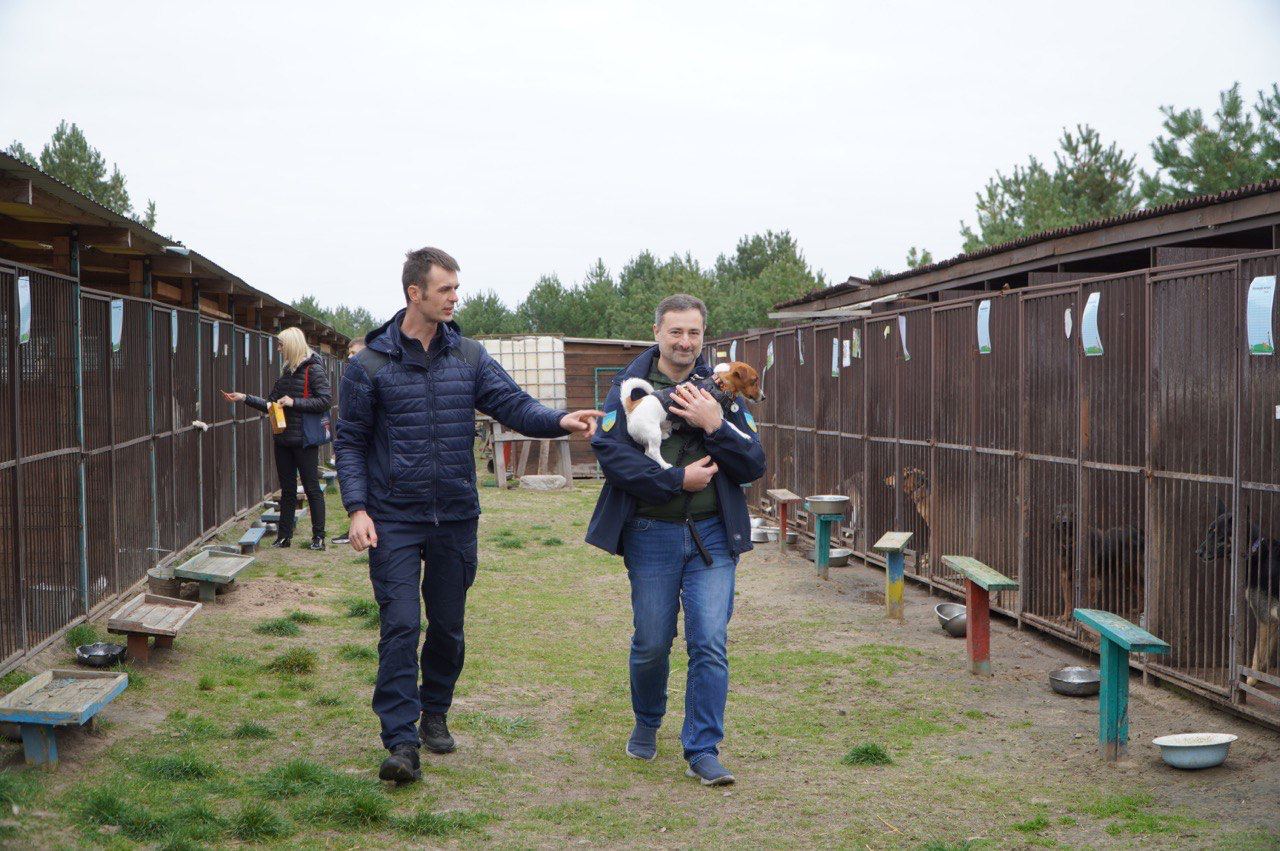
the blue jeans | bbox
[623,515,737,761]
[368,517,478,749]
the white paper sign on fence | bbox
[842,339,851,366]
[797,330,804,364]
[831,337,840,377]
[212,322,219,356]
[17,276,31,344]
[851,329,861,358]
[244,333,251,363]
[977,299,992,354]
[729,340,737,361]
[898,315,910,361]
[1246,275,1276,355]
[110,299,125,352]
[171,309,179,352]
[1064,307,1073,339]
[1081,292,1103,356]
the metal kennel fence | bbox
[708,250,1280,728]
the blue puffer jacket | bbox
[335,310,568,524]
[586,346,767,557]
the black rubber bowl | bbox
[76,642,126,668]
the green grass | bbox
[0,769,38,808]
[541,537,565,546]
[265,648,318,675]
[454,711,539,739]
[136,752,221,781]
[232,800,294,841]
[231,721,274,739]
[287,610,322,624]
[312,693,344,706]
[1012,814,1050,833]
[254,617,301,636]
[342,597,380,629]
[337,643,377,661]
[396,808,494,837]
[1082,792,1207,836]
[0,670,32,693]
[840,743,893,766]
[65,622,102,648]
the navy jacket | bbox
[586,346,766,557]
[335,310,568,524]
[245,353,331,447]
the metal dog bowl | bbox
[1152,733,1237,769]
[935,603,967,637]
[750,517,766,528]
[1049,666,1100,697]
[750,526,772,543]
[76,642,126,668]
[805,494,849,514]
[762,528,797,544]
[803,548,853,566]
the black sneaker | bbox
[331,534,350,544]
[309,536,326,551]
[271,537,291,548]
[420,713,456,754]
[378,743,421,784]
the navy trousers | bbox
[368,517,478,749]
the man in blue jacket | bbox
[586,294,766,787]
[336,247,602,784]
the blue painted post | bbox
[813,513,841,580]
[20,724,57,767]
[1099,639,1129,760]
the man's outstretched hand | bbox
[560,409,605,437]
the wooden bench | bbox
[1073,608,1170,761]
[941,556,1018,676]
[173,546,255,603]
[765,489,802,553]
[107,593,202,661]
[0,670,128,767]
[873,532,914,620]
[238,526,268,554]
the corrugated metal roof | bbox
[775,179,1280,310]
[0,151,347,342]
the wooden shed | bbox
[478,335,652,476]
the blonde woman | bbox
[223,326,332,550]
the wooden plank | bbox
[941,555,1018,591]
[766,488,802,503]
[872,531,913,553]
[1072,609,1169,654]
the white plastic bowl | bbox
[1151,733,1237,769]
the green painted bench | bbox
[1073,608,1170,761]
[941,555,1018,676]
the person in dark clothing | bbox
[222,326,332,550]
[331,337,367,546]
[335,246,603,784]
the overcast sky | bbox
[2,1,1277,321]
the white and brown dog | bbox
[620,362,764,468]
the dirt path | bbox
[1,483,1277,849]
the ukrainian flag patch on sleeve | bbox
[602,410,617,432]
[744,411,758,432]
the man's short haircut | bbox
[402,247,460,302]
[655,293,707,329]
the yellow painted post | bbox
[872,532,913,621]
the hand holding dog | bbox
[669,384,723,434]
[682,456,719,492]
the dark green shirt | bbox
[636,366,719,522]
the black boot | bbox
[309,535,326,551]
[420,713,455,754]
[271,536,291,548]
[378,743,421,784]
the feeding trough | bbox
[1151,733,1237,769]
[935,603,967,637]
[805,494,849,580]
[1049,666,1100,697]
[75,642,126,668]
